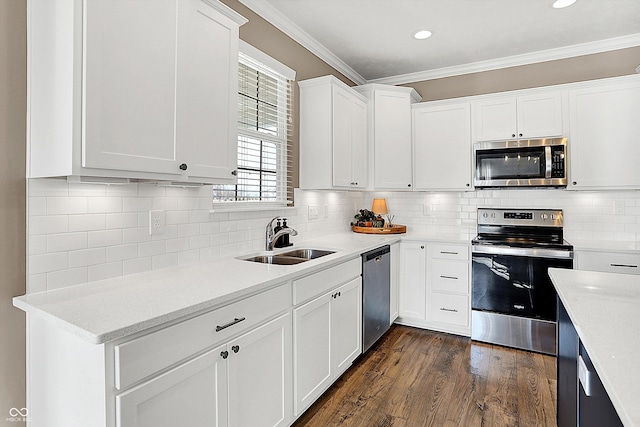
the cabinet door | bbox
[176,0,238,182]
[331,277,362,374]
[374,91,413,189]
[474,97,517,141]
[83,0,181,175]
[350,96,368,188]
[569,81,640,189]
[399,242,427,320]
[516,92,563,139]
[227,313,292,427]
[293,293,333,415]
[116,344,228,427]
[413,103,472,190]
[332,86,354,188]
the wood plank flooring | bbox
[293,325,557,427]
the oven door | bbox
[471,251,573,321]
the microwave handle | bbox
[545,146,552,179]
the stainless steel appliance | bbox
[362,245,391,353]
[471,208,573,355]
[474,137,567,188]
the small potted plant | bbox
[352,209,376,227]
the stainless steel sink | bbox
[240,248,335,265]
[275,249,335,260]
[242,255,308,265]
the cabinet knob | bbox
[232,345,240,353]
[511,134,516,138]
[466,183,470,187]
[354,182,358,186]
[408,184,412,187]
[231,170,238,176]
[572,181,577,185]
[179,163,188,171]
[519,133,523,137]
[220,351,229,359]
[420,245,424,249]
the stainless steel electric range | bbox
[471,208,573,355]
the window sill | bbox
[210,201,293,213]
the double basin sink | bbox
[241,249,335,265]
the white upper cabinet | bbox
[474,92,564,141]
[353,84,421,190]
[568,77,640,189]
[299,76,368,190]
[412,102,472,191]
[28,0,246,183]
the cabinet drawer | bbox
[430,244,469,261]
[577,251,640,275]
[293,258,361,305]
[115,282,290,390]
[431,260,469,294]
[430,293,469,327]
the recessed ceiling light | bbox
[413,30,432,40]
[552,0,577,9]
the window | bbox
[213,43,294,206]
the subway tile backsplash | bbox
[27,178,639,293]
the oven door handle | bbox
[472,244,573,259]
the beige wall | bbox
[0,0,27,424]
[403,46,640,101]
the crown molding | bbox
[238,0,367,85]
[369,33,640,85]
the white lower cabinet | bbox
[117,313,292,427]
[397,241,471,336]
[293,272,362,416]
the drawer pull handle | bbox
[610,263,638,268]
[440,275,459,280]
[220,351,229,359]
[232,345,240,353]
[440,307,458,313]
[215,317,246,332]
[440,251,458,255]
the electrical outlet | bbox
[614,200,625,215]
[149,210,165,235]
[308,205,319,220]
[423,204,433,216]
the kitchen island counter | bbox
[549,268,640,427]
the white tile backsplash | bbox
[26,177,639,293]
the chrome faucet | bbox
[265,216,298,251]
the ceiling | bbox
[245,0,640,84]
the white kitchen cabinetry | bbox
[26,282,291,427]
[390,243,400,323]
[117,313,291,427]
[28,0,245,183]
[575,250,640,275]
[299,76,369,190]
[569,78,640,189]
[398,242,471,336]
[354,84,421,190]
[399,241,427,320]
[412,102,472,191]
[292,258,362,416]
[474,92,564,141]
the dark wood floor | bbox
[293,325,557,427]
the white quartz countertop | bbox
[15,231,468,345]
[549,268,640,427]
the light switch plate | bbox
[308,205,319,220]
[614,200,625,215]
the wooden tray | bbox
[352,224,406,234]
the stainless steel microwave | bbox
[473,137,567,188]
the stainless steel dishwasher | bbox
[361,245,391,353]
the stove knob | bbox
[541,213,549,220]
[551,214,557,220]
[483,213,489,219]
[491,213,496,219]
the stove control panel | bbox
[478,208,563,227]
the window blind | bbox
[213,52,293,205]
